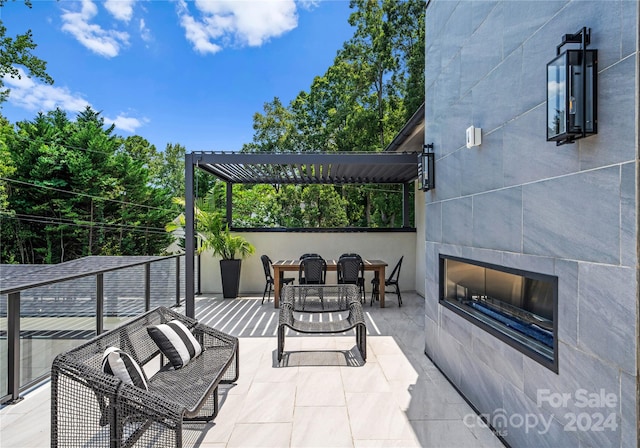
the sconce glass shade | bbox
[547,49,597,145]
[418,150,434,191]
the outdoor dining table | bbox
[271,259,388,308]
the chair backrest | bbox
[339,253,362,260]
[299,256,326,284]
[300,253,320,260]
[261,255,273,282]
[387,256,403,283]
[337,256,364,284]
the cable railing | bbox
[0,255,194,404]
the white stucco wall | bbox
[199,230,417,299]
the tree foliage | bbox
[1,107,177,263]
[1,0,425,266]
[0,0,54,103]
[239,0,424,228]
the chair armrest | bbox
[117,382,185,421]
[192,322,239,383]
[194,322,238,349]
[278,302,294,327]
[347,300,366,326]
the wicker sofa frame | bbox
[51,306,239,448]
[277,284,366,362]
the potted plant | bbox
[166,198,255,298]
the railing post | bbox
[176,256,181,306]
[7,292,22,403]
[96,274,104,335]
[145,263,151,311]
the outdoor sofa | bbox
[51,306,238,448]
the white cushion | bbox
[101,347,148,390]
[147,320,202,369]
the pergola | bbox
[183,104,426,317]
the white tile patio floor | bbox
[1,292,504,447]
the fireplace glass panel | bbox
[440,255,558,372]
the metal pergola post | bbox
[176,256,181,306]
[226,182,233,226]
[185,152,196,318]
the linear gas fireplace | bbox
[439,255,558,372]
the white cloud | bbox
[297,0,319,11]
[176,0,298,54]
[104,113,148,133]
[139,18,152,43]
[4,68,90,113]
[61,0,129,58]
[4,68,147,134]
[104,0,135,22]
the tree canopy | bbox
[0,0,54,103]
[0,0,425,263]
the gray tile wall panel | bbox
[577,263,636,374]
[458,348,504,417]
[461,129,504,196]
[620,371,637,448]
[423,0,638,444]
[472,187,522,252]
[501,381,578,447]
[622,0,639,58]
[621,161,637,267]
[502,105,580,187]
[522,343,622,447]
[580,56,638,169]
[471,49,523,133]
[425,202,442,243]
[554,259,578,347]
[460,3,504,95]
[502,1,567,59]
[471,325,524,390]
[522,166,620,263]
[442,197,473,246]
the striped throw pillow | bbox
[147,320,203,369]
[101,347,148,390]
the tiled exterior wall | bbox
[423,1,638,446]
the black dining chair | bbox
[371,256,403,307]
[298,253,321,284]
[298,256,327,310]
[261,255,294,305]
[337,255,365,303]
[298,256,327,285]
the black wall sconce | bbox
[418,143,435,191]
[547,27,597,146]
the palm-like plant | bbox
[166,197,255,260]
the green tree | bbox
[2,107,174,263]
[242,98,298,153]
[0,116,16,209]
[0,0,53,103]
[233,0,425,229]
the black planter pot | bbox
[220,259,242,299]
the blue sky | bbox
[1,0,355,151]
